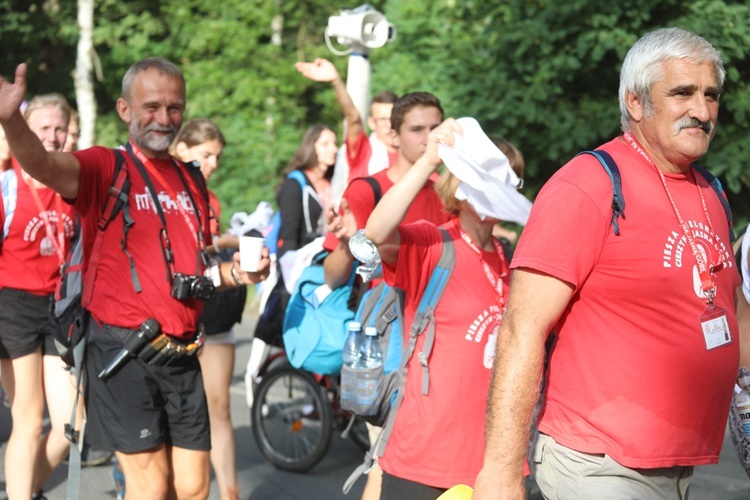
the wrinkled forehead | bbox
[130,68,186,102]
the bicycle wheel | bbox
[251,363,333,472]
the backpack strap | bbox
[360,176,383,205]
[381,228,453,445]
[287,170,315,235]
[81,149,130,306]
[692,163,735,242]
[579,150,734,241]
[411,228,456,395]
[64,308,90,500]
[577,150,625,235]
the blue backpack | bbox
[580,149,734,240]
[281,177,383,375]
[282,250,359,375]
[343,228,455,494]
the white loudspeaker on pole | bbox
[325,4,396,123]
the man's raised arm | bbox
[472,269,574,500]
[0,63,81,199]
[295,58,363,147]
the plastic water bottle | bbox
[355,327,383,416]
[736,367,750,437]
[340,321,362,409]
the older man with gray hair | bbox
[473,27,740,499]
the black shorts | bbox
[0,288,56,359]
[380,471,447,500]
[84,318,210,453]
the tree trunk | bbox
[75,0,96,149]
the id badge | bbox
[700,305,732,350]
[483,326,499,369]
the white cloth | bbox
[367,132,389,176]
[228,201,275,237]
[331,146,350,208]
[741,224,750,303]
[437,117,532,226]
[278,236,325,294]
[256,254,278,316]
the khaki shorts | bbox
[534,433,692,500]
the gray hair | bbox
[619,27,725,131]
[23,93,72,125]
[121,57,185,102]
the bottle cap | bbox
[365,326,378,337]
[348,321,362,331]
[740,367,750,386]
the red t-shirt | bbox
[513,137,740,468]
[346,131,397,182]
[0,164,76,294]
[378,219,509,488]
[322,168,452,253]
[72,147,212,338]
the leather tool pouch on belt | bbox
[138,325,206,366]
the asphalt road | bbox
[0,314,748,499]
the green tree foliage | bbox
[2,0,750,229]
[374,0,750,228]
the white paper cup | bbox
[239,236,265,272]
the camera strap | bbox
[125,142,206,281]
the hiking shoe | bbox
[31,490,47,500]
[112,460,126,500]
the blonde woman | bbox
[365,119,512,498]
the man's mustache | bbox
[145,124,177,134]
[676,118,713,134]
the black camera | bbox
[171,273,216,302]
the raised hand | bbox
[424,117,463,170]
[327,198,358,243]
[294,58,340,83]
[0,64,28,122]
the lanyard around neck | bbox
[23,173,65,264]
[455,220,508,310]
[126,142,207,278]
[622,133,720,302]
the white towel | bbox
[437,117,532,226]
[228,201,275,237]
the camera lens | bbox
[190,277,216,301]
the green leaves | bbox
[3,0,750,230]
